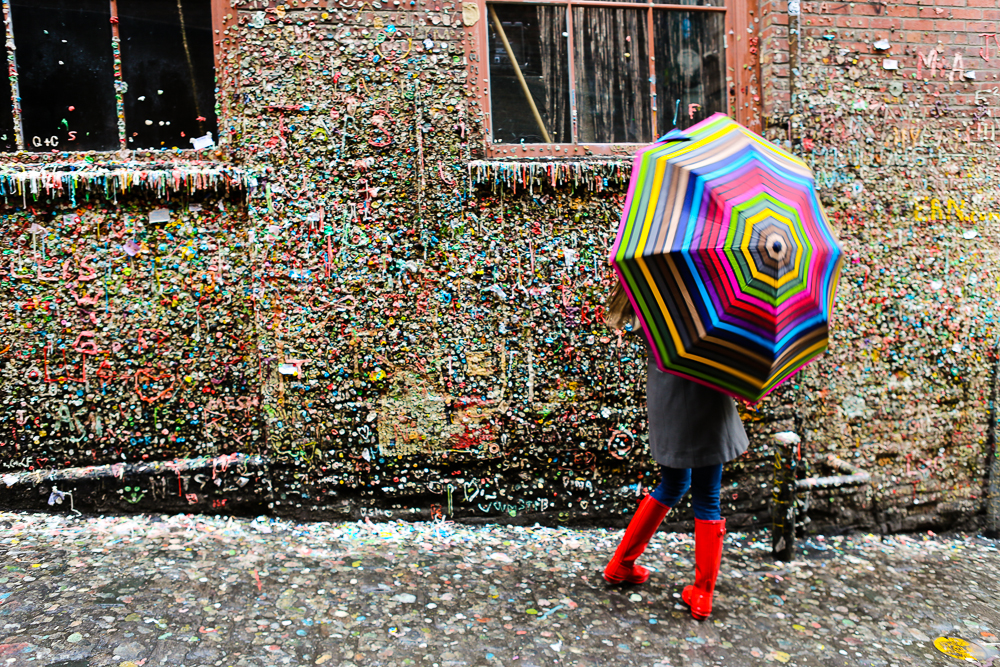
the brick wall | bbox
[758,0,1000,532]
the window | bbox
[4,0,219,153]
[478,0,747,155]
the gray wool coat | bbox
[646,354,750,469]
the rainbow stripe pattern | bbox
[610,113,844,403]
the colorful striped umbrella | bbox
[609,114,844,403]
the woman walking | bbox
[602,283,749,621]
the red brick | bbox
[902,18,935,30]
[966,21,994,31]
[892,6,919,18]
[906,32,950,44]
[771,12,789,25]
[851,3,881,16]
[935,19,967,31]
[837,16,871,27]
[870,17,899,29]
[967,0,996,6]
[903,32,937,44]
[770,25,789,37]
[984,9,1000,19]
[949,8,983,19]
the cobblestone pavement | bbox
[0,510,997,667]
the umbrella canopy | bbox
[609,113,843,403]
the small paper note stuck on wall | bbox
[190,133,215,150]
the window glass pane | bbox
[573,7,651,144]
[0,60,16,151]
[487,4,571,145]
[9,0,118,152]
[654,10,726,135]
[118,0,217,150]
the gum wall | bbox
[0,0,998,534]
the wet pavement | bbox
[0,511,997,667]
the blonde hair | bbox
[603,280,639,332]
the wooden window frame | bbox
[467,0,758,159]
[0,0,233,155]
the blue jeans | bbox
[649,464,723,520]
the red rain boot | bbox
[682,518,726,620]
[603,495,670,585]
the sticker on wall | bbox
[462,2,479,26]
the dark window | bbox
[573,7,651,143]
[0,56,16,151]
[118,0,217,149]
[487,4,571,144]
[10,0,118,151]
[486,1,728,146]
[4,0,216,153]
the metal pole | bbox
[788,0,801,135]
[646,3,656,138]
[772,0,803,563]
[986,336,1000,537]
[771,431,799,561]
[488,5,553,143]
[989,447,1000,537]
[566,4,578,143]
